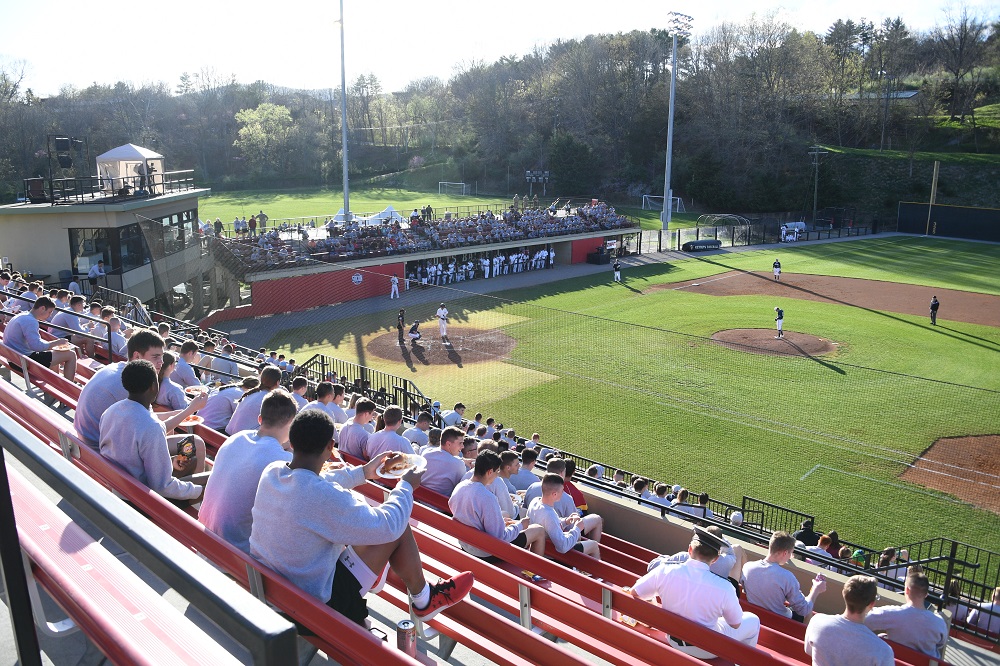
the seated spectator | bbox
[449,451,545,558]
[338,398,376,459]
[824,531,842,558]
[792,519,821,547]
[562,460,589,513]
[521,458,577,517]
[496,450,521,494]
[422,427,442,455]
[300,381,340,432]
[671,488,699,517]
[200,390,298,553]
[103,316,128,358]
[864,572,948,659]
[805,535,832,565]
[585,464,604,480]
[226,366,283,435]
[650,483,672,507]
[211,344,241,382]
[742,531,827,621]
[631,477,651,500]
[946,580,972,625]
[290,376,309,409]
[441,402,466,427]
[631,527,759,648]
[3,297,78,381]
[527,473,600,559]
[729,511,744,527]
[647,525,745,584]
[50,295,96,357]
[98,360,204,503]
[509,447,539,491]
[155,352,189,411]
[613,469,627,489]
[402,412,432,450]
[365,406,413,460]
[74,331,207,457]
[968,586,1000,634]
[805,576,893,666]
[489,450,522,519]
[171,340,203,388]
[248,410,473,627]
[696,492,715,520]
[200,377,259,432]
[421,426,468,496]
[327,383,350,424]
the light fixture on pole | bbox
[338,0,351,222]
[662,12,693,230]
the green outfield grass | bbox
[264,235,1000,554]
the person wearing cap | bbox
[742,531,827,621]
[646,525,746,584]
[435,303,449,341]
[631,526,760,650]
[804,575,893,666]
[774,306,784,338]
[792,520,820,547]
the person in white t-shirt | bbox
[420,426,468,496]
[290,376,309,409]
[299,381,340,431]
[440,402,466,427]
[338,398,376,459]
[326,383,350,424]
[199,377,259,431]
[527,474,600,559]
[509,448,539,491]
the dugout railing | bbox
[297,352,428,409]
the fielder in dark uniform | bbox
[613,260,621,282]
[774,307,784,339]
[772,259,781,281]
[929,296,939,325]
[397,309,406,344]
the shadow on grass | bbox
[778,338,846,375]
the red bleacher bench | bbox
[8,465,242,666]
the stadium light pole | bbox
[662,12,693,231]
[338,0,351,222]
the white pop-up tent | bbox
[95,143,164,192]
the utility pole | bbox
[338,0,351,222]
[808,145,828,224]
[662,12,693,230]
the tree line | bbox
[0,8,997,211]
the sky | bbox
[1,0,996,97]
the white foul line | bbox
[799,465,965,504]
[800,464,822,481]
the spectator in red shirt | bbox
[562,459,589,513]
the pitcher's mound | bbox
[367,326,516,366]
[711,329,837,357]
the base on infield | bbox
[367,326,516,366]
[901,435,1000,515]
[711,329,837,357]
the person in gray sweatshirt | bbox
[248,409,474,628]
[98,360,204,503]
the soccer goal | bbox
[641,195,685,213]
[438,182,468,196]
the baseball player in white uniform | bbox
[390,274,400,299]
[436,303,449,341]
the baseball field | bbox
[250,234,1000,557]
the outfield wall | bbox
[898,201,1000,242]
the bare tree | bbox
[932,8,989,120]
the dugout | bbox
[898,201,1000,242]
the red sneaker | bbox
[410,572,474,622]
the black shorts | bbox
[327,559,368,627]
[28,351,53,367]
[477,531,528,564]
[573,542,585,553]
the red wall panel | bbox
[251,263,404,315]
[571,238,605,263]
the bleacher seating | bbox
[0,306,980,665]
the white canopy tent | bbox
[95,143,164,193]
